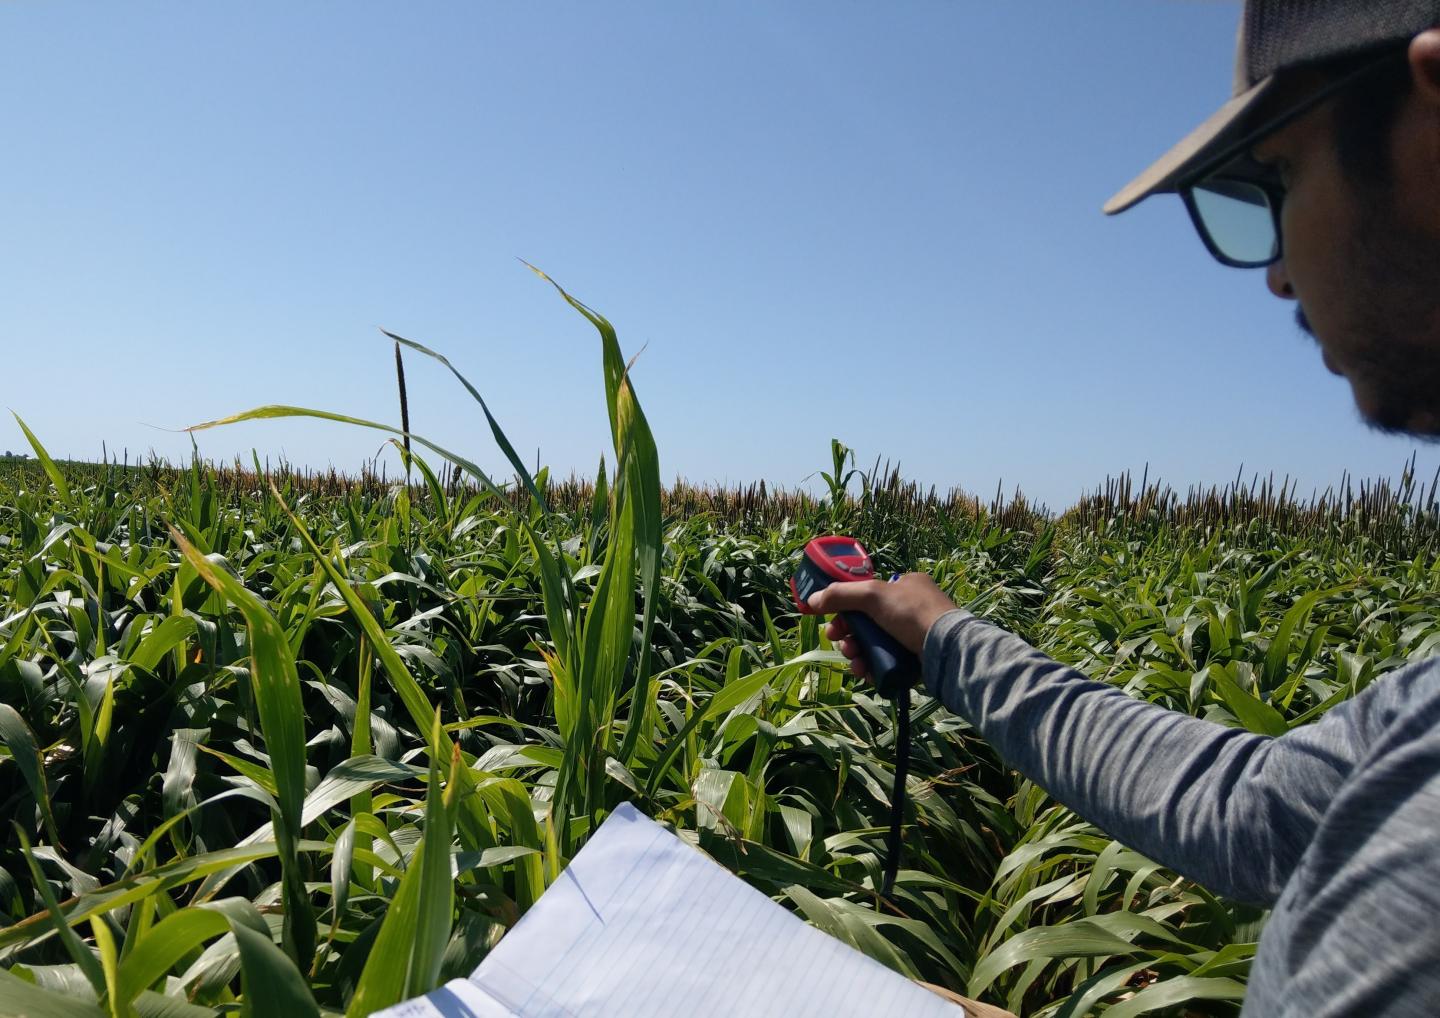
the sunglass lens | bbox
[1192,179,1278,266]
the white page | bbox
[376,802,964,1018]
[371,978,513,1018]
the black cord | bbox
[880,689,910,903]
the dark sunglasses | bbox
[1179,47,1408,269]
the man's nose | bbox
[1267,258,1296,299]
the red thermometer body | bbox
[791,536,920,697]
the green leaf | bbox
[1264,585,1347,697]
[408,715,459,998]
[969,920,1138,999]
[1100,975,1248,1018]
[88,915,130,1018]
[645,649,840,797]
[344,828,425,1016]
[191,756,418,903]
[127,615,198,674]
[329,819,359,940]
[116,899,263,1005]
[160,728,207,839]
[538,268,664,781]
[1050,961,1154,1018]
[381,330,547,512]
[170,530,315,966]
[133,992,218,1018]
[15,825,107,995]
[195,744,279,797]
[12,413,72,504]
[0,704,63,845]
[1207,663,1289,736]
[232,919,320,1018]
[0,840,300,954]
[701,834,862,898]
[783,885,918,978]
[266,492,497,858]
[187,405,509,503]
[0,966,106,1018]
[526,527,573,690]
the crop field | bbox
[2,285,1439,1017]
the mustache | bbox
[1296,306,1314,337]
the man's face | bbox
[1253,49,1440,437]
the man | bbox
[810,4,1440,1015]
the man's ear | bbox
[1410,29,1440,107]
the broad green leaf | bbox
[969,921,1138,998]
[1100,975,1248,1018]
[191,756,418,902]
[171,529,315,966]
[1207,663,1289,736]
[0,840,314,953]
[116,899,263,1005]
[266,491,497,858]
[12,413,72,504]
[0,966,106,1018]
[344,822,426,1016]
[783,884,918,978]
[188,405,509,503]
[645,649,839,796]
[0,704,63,844]
[127,615,197,674]
[329,818,359,941]
[195,744,279,797]
[16,826,106,994]
[231,919,320,1018]
[88,915,130,1018]
[160,728,207,837]
[408,716,459,998]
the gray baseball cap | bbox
[1105,0,1440,215]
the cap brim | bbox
[1103,76,1276,216]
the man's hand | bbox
[806,572,957,680]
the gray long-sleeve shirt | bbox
[922,609,1440,1017]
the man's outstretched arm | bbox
[922,607,1371,905]
[810,575,1387,906]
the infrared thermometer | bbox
[791,536,920,697]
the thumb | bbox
[807,580,884,615]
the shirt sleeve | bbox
[921,609,1418,907]
[1250,735,1440,1017]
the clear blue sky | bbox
[4,1,1436,509]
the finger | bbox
[824,625,857,658]
[807,579,883,615]
[824,618,852,642]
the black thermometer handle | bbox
[842,609,920,698]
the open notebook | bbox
[376,802,963,1018]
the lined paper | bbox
[375,802,963,1018]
